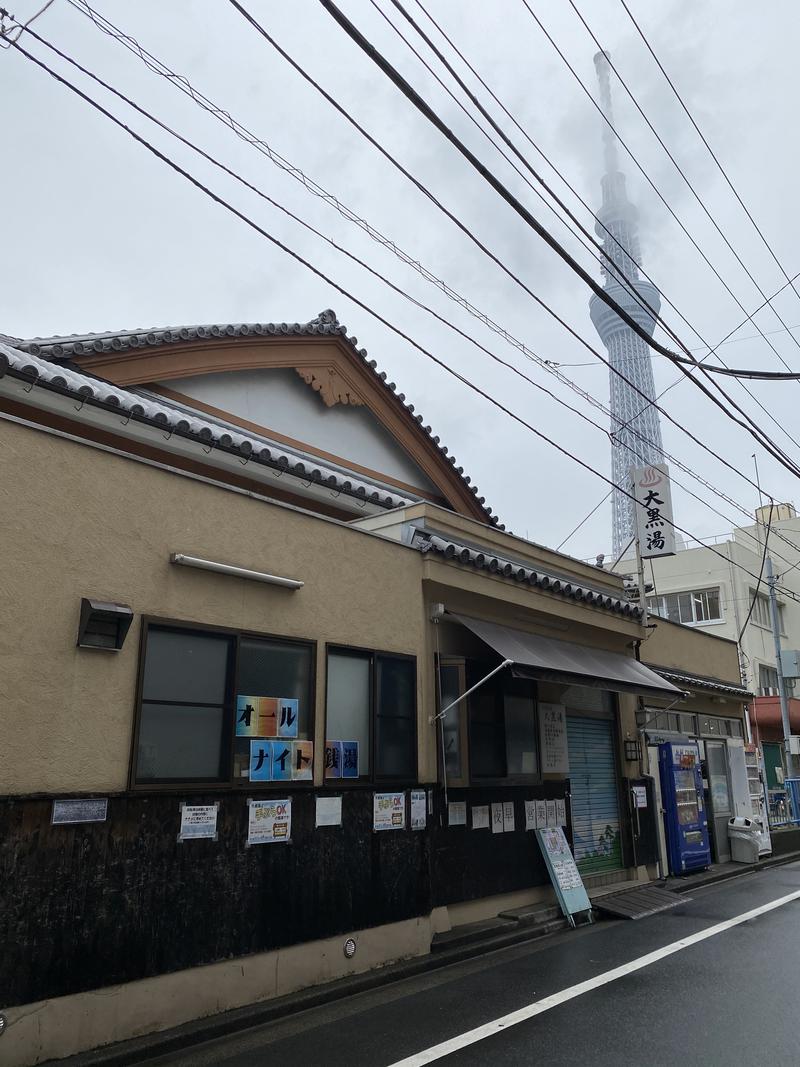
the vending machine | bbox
[659,741,711,875]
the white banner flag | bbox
[631,463,676,558]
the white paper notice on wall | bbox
[546,799,557,828]
[247,798,291,845]
[524,800,537,831]
[472,805,490,830]
[315,796,342,828]
[632,785,648,809]
[556,798,567,827]
[539,703,569,775]
[373,792,406,831]
[411,790,427,830]
[178,802,218,842]
[491,803,504,834]
[503,801,515,832]
[535,800,547,828]
[448,801,467,827]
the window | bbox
[134,623,314,786]
[750,593,784,632]
[646,588,721,625]
[325,647,416,782]
[466,665,538,782]
[759,663,779,696]
[439,658,468,786]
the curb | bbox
[669,848,800,895]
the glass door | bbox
[706,741,732,862]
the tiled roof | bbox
[648,666,752,699]
[415,531,641,618]
[0,339,412,511]
[6,310,499,526]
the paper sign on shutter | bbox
[539,703,569,775]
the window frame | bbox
[130,616,317,792]
[646,586,723,626]
[324,642,418,788]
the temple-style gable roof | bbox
[2,310,499,526]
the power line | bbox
[567,0,800,372]
[60,0,800,565]
[556,490,611,551]
[390,0,800,455]
[618,0,800,316]
[738,503,774,641]
[11,37,799,606]
[23,23,793,570]
[520,0,800,391]
[310,0,800,481]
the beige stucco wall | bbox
[0,417,649,796]
[643,616,741,685]
[0,418,427,795]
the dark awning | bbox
[451,614,683,700]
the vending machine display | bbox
[659,741,711,875]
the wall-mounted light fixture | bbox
[77,598,134,650]
[170,553,303,589]
[624,738,642,762]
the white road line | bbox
[387,888,800,1066]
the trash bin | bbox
[728,816,760,864]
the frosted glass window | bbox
[327,651,371,775]
[137,704,224,780]
[142,629,230,704]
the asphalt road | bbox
[150,861,800,1067]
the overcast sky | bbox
[4,0,800,561]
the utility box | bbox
[780,650,800,679]
[728,817,761,864]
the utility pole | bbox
[765,556,796,798]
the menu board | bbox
[536,827,591,924]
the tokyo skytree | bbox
[588,51,665,558]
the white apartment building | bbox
[622,504,800,700]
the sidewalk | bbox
[666,847,800,895]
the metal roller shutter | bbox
[567,716,622,875]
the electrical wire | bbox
[23,22,793,572]
[557,490,611,552]
[307,0,800,492]
[41,4,800,566]
[738,503,774,641]
[390,0,800,454]
[11,36,799,605]
[619,0,800,315]
[520,0,800,388]
[567,0,800,372]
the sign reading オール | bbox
[631,463,676,558]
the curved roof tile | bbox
[5,309,499,527]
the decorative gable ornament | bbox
[295,365,364,407]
